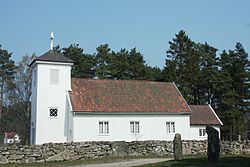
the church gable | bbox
[69,78,191,113]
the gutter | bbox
[72,111,191,115]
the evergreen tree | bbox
[1,54,35,144]
[62,44,96,78]
[197,42,219,106]
[110,48,131,80]
[144,65,163,81]
[231,43,249,113]
[95,45,148,80]
[163,30,200,104]
[112,48,146,80]
[0,46,16,119]
[53,45,61,53]
[218,43,250,140]
[127,48,146,80]
[95,44,114,79]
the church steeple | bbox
[29,33,73,67]
[30,33,73,144]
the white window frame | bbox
[166,122,175,134]
[50,69,59,85]
[99,121,109,135]
[49,107,59,119]
[199,128,206,137]
[130,121,140,134]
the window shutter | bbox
[50,69,59,85]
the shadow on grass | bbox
[141,156,250,167]
[0,156,162,167]
[0,157,129,167]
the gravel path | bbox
[74,158,170,167]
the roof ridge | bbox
[72,77,173,84]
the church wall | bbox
[73,113,190,142]
[34,63,71,144]
[189,125,221,140]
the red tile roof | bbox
[190,105,223,125]
[4,132,15,139]
[69,78,191,113]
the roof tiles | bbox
[69,78,191,113]
[190,105,222,125]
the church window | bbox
[49,108,58,118]
[199,128,206,137]
[99,121,109,134]
[166,122,175,133]
[50,69,59,85]
[130,121,140,134]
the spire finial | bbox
[50,32,54,50]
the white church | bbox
[29,35,223,145]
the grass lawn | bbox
[140,155,250,167]
[0,155,250,167]
[0,157,133,167]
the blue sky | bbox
[0,0,249,68]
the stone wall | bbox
[0,140,249,164]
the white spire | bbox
[50,32,54,50]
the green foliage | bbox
[163,30,250,140]
[0,46,16,106]
[196,42,218,105]
[62,44,96,78]
[0,46,16,144]
[0,54,35,144]
[61,43,162,81]
[217,44,249,140]
[144,65,163,81]
[95,44,157,80]
[0,102,30,145]
[163,30,201,104]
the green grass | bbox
[0,157,133,167]
[139,155,250,167]
[1,155,250,167]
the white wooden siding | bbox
[190,125,221,140]
[73,114,190,142]
[31,62,72,144]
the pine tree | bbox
[197,42,219,106]
[96,45,148,80]
[218,44,249,140]
[127,48,146,80]
[2,54,36,144]
[163,30,200,104]
[62,44,96,78]
[95,44,114,79]
[0,46,16,119]
[144,65,163,81]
